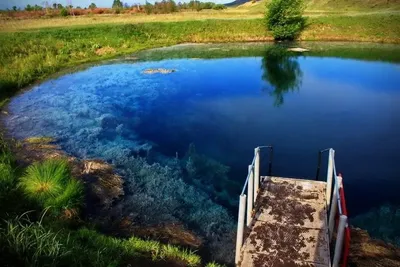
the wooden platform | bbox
[239,177,330,267]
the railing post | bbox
[254,147,260,203]
[247,165,254,227]
[333,215,348,267]
[326,149,335,207]
[235,194,247,265]
[328,176,341,239]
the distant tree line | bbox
[143,0,226,14]
[23,2,97,11]
[14,0,225,15]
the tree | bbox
[265,0,306,40]
[89,3,97,9]
[25,4,34,11]
[57,3,64,9]
[60,8,69,16]
[12,6,17,11]
[144,1,153,14]
[112,0,123,8]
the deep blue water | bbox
[4,49,400,250]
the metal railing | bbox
[323,148,351,267]
[235,145,273,264]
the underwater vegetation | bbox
[352,204,400,247]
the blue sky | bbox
[1,0,229,9]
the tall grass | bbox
[73,228,202,266]
[0,213,71,267]
[19,159,83,216]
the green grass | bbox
[234,0,400,13]
[73,228,202,266]
[19,159,84,216]
[0,214,71,267]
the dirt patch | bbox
[255,181,317,226]
[349,227,400,267]
[95,46,116,55]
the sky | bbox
[0,0,229,9]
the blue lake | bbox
[4,43,400,256]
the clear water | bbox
[4,44,400,254]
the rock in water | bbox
[287,47,310,52]
[142,68,176,74]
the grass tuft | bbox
[19,159,83,216]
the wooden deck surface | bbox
[239,177,330,267]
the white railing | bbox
[325,148,350,267]
[235,146,273,264]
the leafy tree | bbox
[144,1,153,14]
[60,8,69,16]
[89,2,97,9]
[25,4,33,11]
[33,4,43,10]
[57,3,64,9]
[265,0,306,40]
[112,0,123,8]
[12,6,17,11]
[213,4,226,10]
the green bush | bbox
[60,8,68,16]
[19,159,83,216]
[266,0,306,40]
[213,4,226,10]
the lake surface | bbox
[3,43,400,254]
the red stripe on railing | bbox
[338,175,351,267]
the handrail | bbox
[235,145,273,264]
[240,155,256,195]
[240,146,273,195]
[321,148,350,267]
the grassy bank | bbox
[1,14,399,107]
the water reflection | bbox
[261,46,303,106]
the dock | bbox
[235,147,351,267]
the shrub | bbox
[60,8,68,16]
[206,262,226,267]
[266,0,306,40]
[213,4,226,10]
[19,159,83,216]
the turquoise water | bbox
[4,44,400,257]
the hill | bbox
[226,0,400,13]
